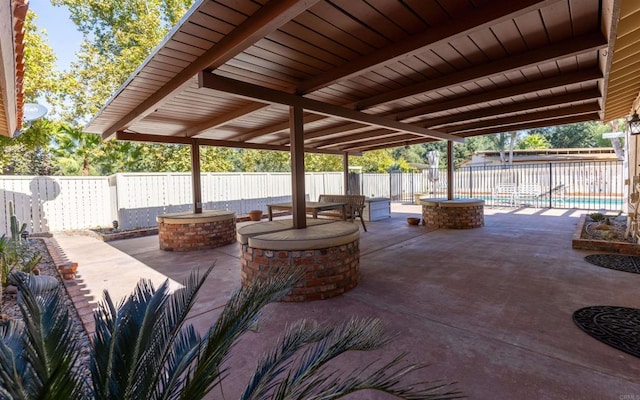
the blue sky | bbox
[29,0,83,71]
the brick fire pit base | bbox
[420,198,485,229]
[157,210,236,251]
[237,220,360,302]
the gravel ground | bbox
[0,238,92,387]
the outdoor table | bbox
[267,201,346,221]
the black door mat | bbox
[573,306,640,357]
[584,254,640,274]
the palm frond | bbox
[269,318,462,400]
[12,274,85,399]
[90,266,213,400]
[178,267,304,400]
[0,319,28,399]
[240,319,332,400]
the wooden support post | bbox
[290,105,306,229]
[447,140,454,200]
[343,153,349,195]
[191,139,203,213]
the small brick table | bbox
[157,210,236,251]
[237,220,360,302]
[420,198,485,229]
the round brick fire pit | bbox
[420,198,484,229]
[157,210,236,251]
[237,220,360,302]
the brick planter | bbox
[421,198,484,229]
[157,210,236,251]
[572,214,640,254]
[237,220,360,302]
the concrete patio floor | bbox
[53,204,640,399]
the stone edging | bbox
[572,214,640,255]
[41,237,96,337]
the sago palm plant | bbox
[0,266,462,400]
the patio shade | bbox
[84,0,625,153]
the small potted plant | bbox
[248,210,263,221]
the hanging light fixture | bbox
[628,110,640,135]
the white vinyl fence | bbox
[0,172,346,235]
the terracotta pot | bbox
[248,210,263,221]
[58,262,78,280]
[407,217,421,226]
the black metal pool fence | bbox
[356,161,624,211]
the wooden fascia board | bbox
[198,72,463,142]
[356,32,608,110]
[0,0,16,137]
[395,68,602,120]
[98,0,320,139]
[441,102,600,133]
[115,131,356,155]
[422,89,601,128]
[295,0,559,94]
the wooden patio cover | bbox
[84,0,624,227]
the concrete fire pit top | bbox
[237,219,359,250]
[419,198,485,208]
[157,210,235,224]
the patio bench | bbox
[317,194,367,232]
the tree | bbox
[52,125,103,175]
[540,122,605,148]
[517,133,550,149]
[51,0,194,123]
[239,150,291,172]
[0,267,462,400]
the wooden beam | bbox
[198,73,463,142]
[441,103,601,134]
[237,114,325,142]
[447,141,454,200]
[275,122,375,145]
[454,113,601,137]
[98,0,320,139]
[343,154,349,195]
[185,103,268,137]
[190,139,202,213]
[395,69,602,120]
[356,32,607,110]
[349,114,600,152]
[290,105,306,229]
[315,129,401,148]
[295,0,559,94]
[114,131,360,155]
[422,89,601,128]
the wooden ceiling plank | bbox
[395,68,602,120]
[93,0,322,138]
[356,31,607,109]
[296,0,560,94]
[199,72,463,142]
[185,103,269,137]
[313,128,397,148]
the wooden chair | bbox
[318,194,367,232]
